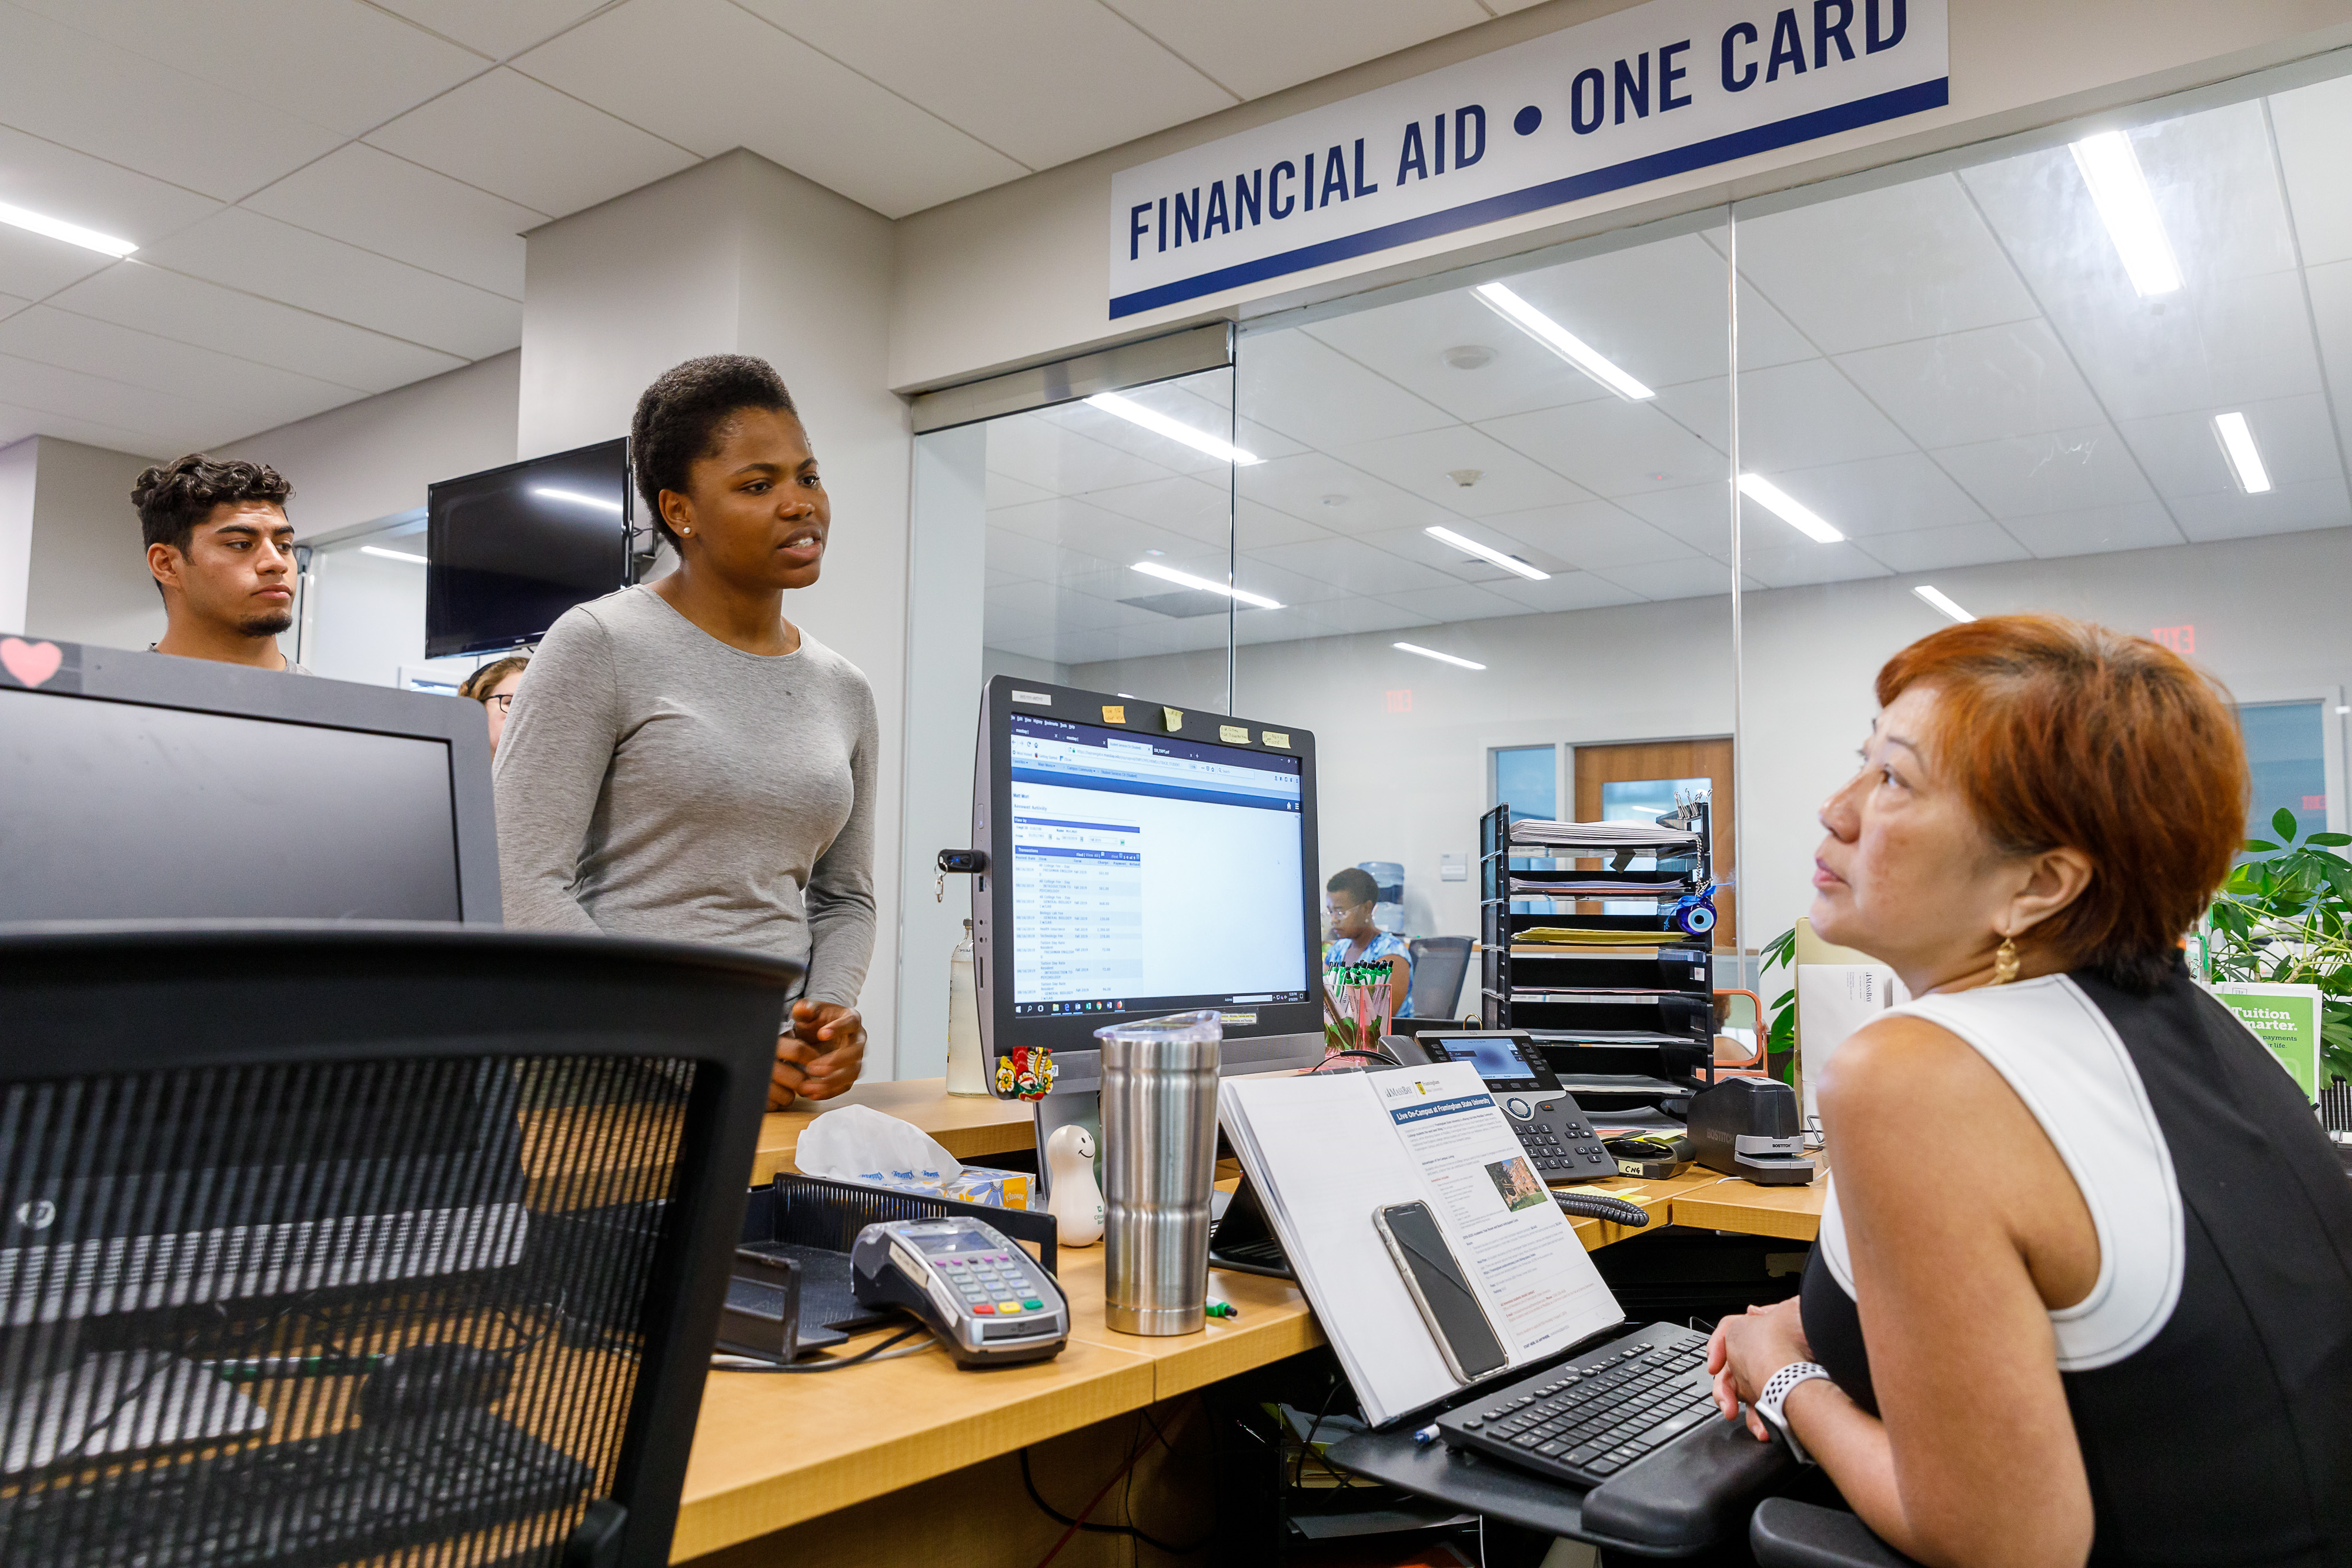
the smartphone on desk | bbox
[1372,1201,1509,1383]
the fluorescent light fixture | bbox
[2213,411,2272,494]
[1425,524,1549,581]
[0,199,136,258]
[1085,392,1262,466]
[1912,584,1975,623]
[533,486,624,514]
[1130,559,1282,609]
[361,545,428,565]
[1472,282,1653,400]
[1737,473,1843,543]
[2069,132,2181,297]
[1393,641,1486,670]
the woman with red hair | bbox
[1710,616,2352,1566]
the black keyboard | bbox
[1434,1322,1719,1485]
[0,1407,593,1568]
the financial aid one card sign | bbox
[1108,0,1947,319]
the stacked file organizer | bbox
[1478,801,1717,1099]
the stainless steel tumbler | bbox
[1094,1008,1221,1336]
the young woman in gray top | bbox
[493,356,877,1109]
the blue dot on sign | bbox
[1514,105,1542,136]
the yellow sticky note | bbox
[1262,731,1291,749]
[1162,707,1183,732]
[1218,724,1248,744]
[1101,704,1125,724]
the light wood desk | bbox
[676,1079,1827,1563]
[750,1076,1035,1184]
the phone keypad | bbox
[936,1250,1049,1315]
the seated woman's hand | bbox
[786,999,867,1102]
[1708,1297,1813,1439]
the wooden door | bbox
[1573,737,1736,951]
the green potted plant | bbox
[2201,808,2352,1122]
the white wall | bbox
[21,436,165,652]
[220,352,519,540]
[890,0,2352,392]
[0,435,34,633]
[519,148,916,1075]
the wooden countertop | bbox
[751,1076,1037,1183]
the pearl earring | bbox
[679,526,692,536]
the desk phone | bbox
[850,1218,1070,1368]
[1416,1032,1612,1184]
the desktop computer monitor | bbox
[0,637,500,924]
[970,676,1325,1094]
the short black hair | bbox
[629,355,798,548]
[133,453,293,556]
[1327,867,1380,907]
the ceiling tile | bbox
[1932,423,2157,519]
[16,0,484,139]
[1484,570,1647,613]
[2053,270,2326,423]
[1274,596,1438,636]
[1352,521,1544,581]
[1100,0,1488,102]
[1043,381,1304,471]
[984,524,1126,583]
[1481,399,1724,499]
[1301,289,1612,424]
[1668,359,1915,469]
[1503,231,1815,386]
[746,0,1232,171]
[1237,328,1454,451]
[1235,497,1338,549]
[1238,450,1429,533]
[1235,606,1362,647]
[370,0,608,61]
[242,143,544,299]
[0,393,167,456]
[2006,500,2183,557]
[1833,319,2106,449]
[0,228,116,302]
[0,4,341,201]
[2119,394,2342,502]
[517,0,1024,218]
[990,493,1204,566]
[0,349,213,450]
[985,470,1053,509]
[0,306,359,434]
[1588,556,1740,602]
[1733,173,2039,354]
[1083,473,1233,544]
[2170,484,2350,543]
[2270,73,2352,268]
[1741,453,1989,537]
[1377,582,1527,623]
[988,414,1180,496]
[137,208,522,360]
[1735,540,1892,589]
[985,578,1142,633]
[1482,500,1699,570]
[2305,259,2352,461]
[1247,534,1453,598]
[45,263,466,393]
[1611,479,1734,551]
[0,123,225,256]
[1331,424,1595,516]
[1851,521,2030,572]
[365,66,696,218]
[0,289,29,322]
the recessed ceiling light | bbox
[532,486,624,514]
[1086,392,1262,466]
[1912,584,1975,623]
[2212,411,2272,494]
[1472,282,1654,400]
[1425,524,1549,581]
[361,545,429,565]
[1441,345,1495,370]
[2069,131,2181,296]
[1131,559,1281,609]
[1394,641,1486,670]
[0,199,136,258]
[1737,474,1843,543]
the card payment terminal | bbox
[850,1218,1070,1368]
[1416,1031,1612,1184]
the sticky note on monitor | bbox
[1162,707,1183,731]
[1262,731,1290,748]
[1218,724,1247,744]
[1101,704,1125,724]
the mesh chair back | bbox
[0,925,791,1568]
[1408,936,1473,1020]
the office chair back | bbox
[0,924,794,1568]
[1408,936,1473,1019]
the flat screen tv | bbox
[426,438,632,658]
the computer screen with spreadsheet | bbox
[973,676,1325,1082]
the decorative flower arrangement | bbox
[996,1045,1056,1100]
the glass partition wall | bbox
[913,55,2352,1065]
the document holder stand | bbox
[1205,1174,1292,1279]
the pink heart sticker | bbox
[1,637,64,688]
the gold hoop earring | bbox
[1991,934,2020,986]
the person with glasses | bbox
[458,654,529,754]
[1324,866,1412,1021]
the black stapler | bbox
[1686,1078,1816,1185]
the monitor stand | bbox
[0,1347,272,1474]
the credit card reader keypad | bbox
[1418,1031,1613,1185]
[850,1218,1070,1368]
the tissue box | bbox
[854,1164,1031,1211]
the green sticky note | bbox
[2208,981,2324,1099]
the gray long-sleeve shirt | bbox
[491,586,878,1009]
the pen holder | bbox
[1094,1009,1221,1336]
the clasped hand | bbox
[1708,1296,1813,1441]
[770,999,866,1111]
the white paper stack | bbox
[1509,819,1699,850]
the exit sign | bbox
[2151,624,2196,653]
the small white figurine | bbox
[1043,1124,1105,1247]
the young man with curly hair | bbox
[133,453,309,672]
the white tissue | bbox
[795,1104,964,1185]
